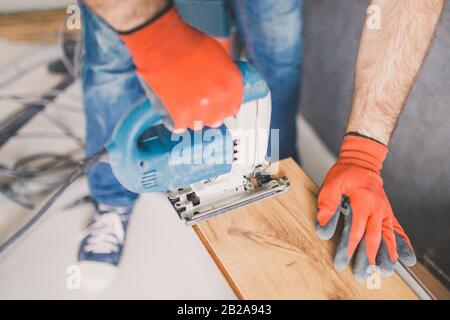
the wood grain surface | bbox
[194,158,418,300]
[0,9,69,43]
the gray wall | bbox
[300,0,450,285]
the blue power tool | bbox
[103,61,289,224]
[0,62,289,256]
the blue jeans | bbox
[80,0,302,209]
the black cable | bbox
[0,152,80,178]
[0,151,83,209]
[0,77,74,148]
[10,132,82,140]
[0,27,85,210]
[0,26,98,253]
[0,95,83,114]
[0,184,34,209]
[0,149,105,257]
[0,99,82,204]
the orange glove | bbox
[120,6,243,131]
[316,134,416,281]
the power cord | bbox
[0,150,105,257]
[0,23,85,209]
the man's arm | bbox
[316,0,444,281]
[347,0,444,145]
[81,0,243,130]
[83,0,169,32]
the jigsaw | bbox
[0,61,289,256]
[105,61,290,225]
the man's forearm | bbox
[347,0,444,145]
[83,0,169,32]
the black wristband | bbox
[118,0,174,35]
[344,131,387,147]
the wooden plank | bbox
[194,158,418,299]
[0,9,69,43]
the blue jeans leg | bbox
[80,3,147,209]
[231,0,303,162]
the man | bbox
[78,0,443,290]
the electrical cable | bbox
[0,25,84,209]
[0,149,105,257]
[0,87,82,103]
[0,150,83,208]
[9,132,82,140]
[0,20,103,257]
[0,151,81,178]
[0,94,83,114]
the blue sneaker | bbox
[77,204,132,292]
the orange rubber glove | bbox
[120,6,243,131]
[316,134,416,282]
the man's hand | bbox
[317,0,444,281]
[120,6,243,130]
[316,134,415,281]
[84,1,243,131]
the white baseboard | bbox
[297,115,336,186]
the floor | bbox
[0,40,335,299]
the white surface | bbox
[0,188,237,299]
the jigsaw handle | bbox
[106,61,270,193]
[107,61,268,157]
[105,98,162,177]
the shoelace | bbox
[82,213,125,254]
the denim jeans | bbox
[80,0,302,209]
